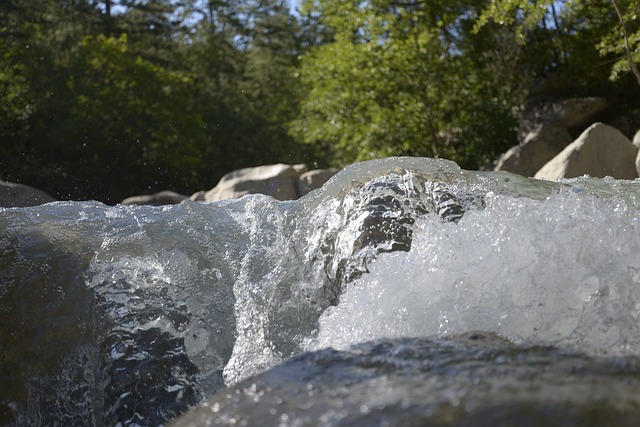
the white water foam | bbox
[306,187,640,356]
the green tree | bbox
[0,0,216,202]
[477,0,640,86]
[240,1,305,158]
[0,0,97,189]
[58,33,207,201]
[1,0,313,202]
[293,0,524,168]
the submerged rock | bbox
[171,332,640,427]
[222,164,488,387]
[319,171,482,288]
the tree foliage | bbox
[1,0,639,203]
[293,0,639,169]
[0,0,309,203]
[292,0,526,168]
[477,0,640,85]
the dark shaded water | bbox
[1,158,639,426]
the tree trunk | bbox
[610,0,640,87]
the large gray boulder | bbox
[495,97,608,176]
[169,333,640,427]
[494,121,573,177]
[120,165,341,205]
[0,181,56,207]
[121,190,188,206]
[204,164,309,202]
[535,122,638,180]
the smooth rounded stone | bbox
[0,180,56,207]
[170,332,640,426]
[494,121,573,177]
[204,164,309,202]
[495,97,609,177]
[535,122,638,180]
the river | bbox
[1,157,639,426]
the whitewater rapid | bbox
[1,157,640,426]
[307,185,640,353]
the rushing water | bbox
[1,157,640,426]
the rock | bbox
[494,121,573,176]
[630,130,640,178]
[189,191,206,202]
[0,181,56,207]
[518,97,608,143]
[169,333,640,427]
[535,123,638,180]
[323,173,474,288]
[495,97,608,177]
[556,97,609,130]
[204,164,309,202]
[296,168,341,197]
[121,191,188,206]
[633,129,640,149]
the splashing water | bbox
[307,186,640,354]
[1,157,639,425]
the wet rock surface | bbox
[172,332,640,427]
[320,171,483,289]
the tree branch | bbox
[610,0,640,86]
